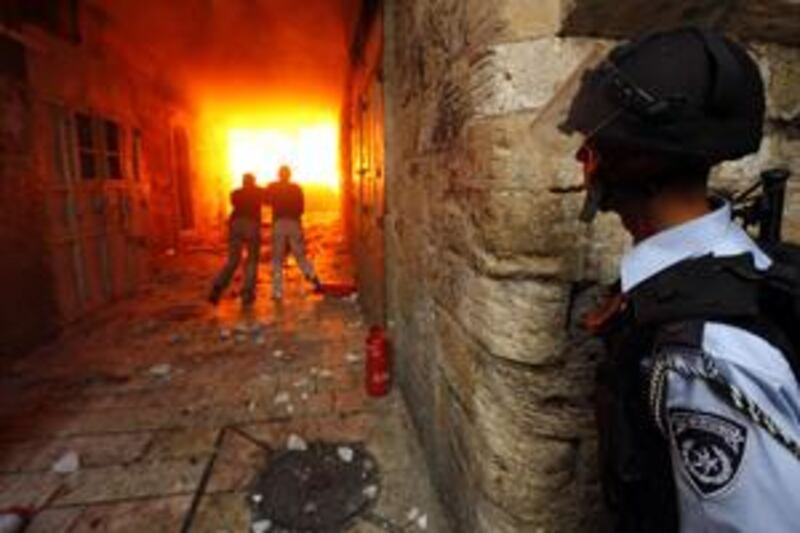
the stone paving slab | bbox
[0,215,450,532]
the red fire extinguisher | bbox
[365,325,390,397]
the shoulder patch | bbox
[669,408,747,497]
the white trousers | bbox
[271,219,316,296]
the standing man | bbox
[209,172,264,306]
[559,29,800,531]
[264,165,322,300]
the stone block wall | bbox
[381,0,800,531]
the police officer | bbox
[209,172,264,306]
[559,28,800,531]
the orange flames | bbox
[227,122,339,190]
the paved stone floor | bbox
[0,214,448,533]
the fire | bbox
[227,123,339,190]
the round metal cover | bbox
[250,441,380,532]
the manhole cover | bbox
[250,442,380,532]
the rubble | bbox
[251,519,272,533]
[273,392,290,405]
[337,446,354,463]
[148,363,171,377]
[52,451,80,474]
[287,434,308,451]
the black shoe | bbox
[208,287,222,305]
[311,277,323,294]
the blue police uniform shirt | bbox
[620,201,800,533]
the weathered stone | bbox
[475,38,596,117]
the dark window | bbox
[76,113,97,180]
[132,129,142,181]
[104,120,122,179]
[20,0,80,43]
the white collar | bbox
[620,202,767,292]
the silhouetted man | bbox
[264,165,321,300]
[209,173,263,306]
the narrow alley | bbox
[2,1,800,532]
[0,215,446,532]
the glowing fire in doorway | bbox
[227,124,339,191]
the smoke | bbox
[98,0,362,112]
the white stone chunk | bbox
[362,484,378,499]
[273,392,290,405]
[251,519,272,533]
[417,514,428,530]
[148,363,171,377]
[52,451,80,474]
[287,434,307,451]
[337,446,354,463]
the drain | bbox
[250,442,380,532]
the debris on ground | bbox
[0,509,31,533]
[407,508,420,522]
[286,434,308,451]
[273,392,290,405]
[251,494,263,504]
[251,518,272,533]
[292,378,310,389]
[417,514,429,530]
[362,485,378,499]
[337,446,354,463]
[52,451,80,474]
[272,349,284,359]
[345,352,361,364]
[148,363,171,377]
[318,369,334,379]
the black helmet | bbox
[561,27,765,164]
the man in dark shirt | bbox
[209,173,264,305]
[264,165,321,299]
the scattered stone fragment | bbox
[273,392,290,405]
[251,493,263,504]
[52,451,80,474]
[286,404,295,415]
[417,514,428,530]
[318,369,334,379]
[300,392,309,401]
[251,519,272,533]
[407,508,420,522]
[148,363,171,377]
[168,333,186,345]
[248,400,257,412]
[0,511,29,533]
[362,484,378,499]
[309,367,319,375]
[287,434,308,451]
[293,378,310,389]
[302,501,318,514]
[337,446,354,463]
[345,352,361,364]
[272,349,284,359]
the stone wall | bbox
[381,0,800,531]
